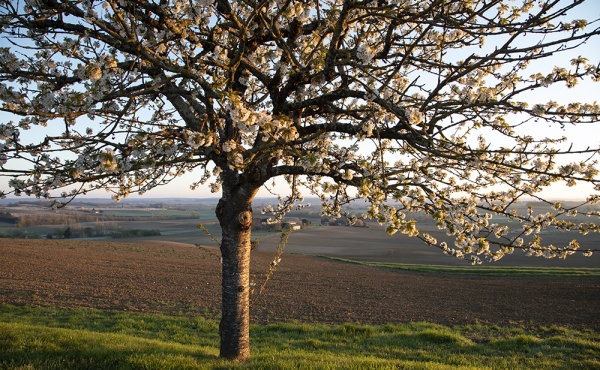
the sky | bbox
[1,1,599,202]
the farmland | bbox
[1,198,599,369]
[1,196,599,325]
[2,238,599,330]
[1,197,599,268]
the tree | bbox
[1,0,600,361]
[251,217,262,230]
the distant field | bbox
[98,209,211,219]
[2,200,599,268]
[107,219,600,268]
[255,224,600,268]
[3,216,599,267]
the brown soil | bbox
[1,239,599,331]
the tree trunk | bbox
[216,176,257,361]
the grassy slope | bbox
[1,305,598,369]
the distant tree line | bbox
[0,211,17,224]
[1,220,161,240]
[0,228,37,239]
[48,223,161,239]
[47,221,121,239]
[251,217,315,232]
[321,216,370,227]
[525,201,600,213]
[110,229,161,238]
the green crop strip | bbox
[312,256,600,277]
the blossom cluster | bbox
[0,0,598,262]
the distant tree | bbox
[63,227,72,239]
[269,222,283,232]
[331,217,349,226]
[1,0,600,361]
[251,218,262,230]
[0,211,15,224]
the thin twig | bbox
[250,227,292,306]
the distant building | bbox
[282,221,301,231]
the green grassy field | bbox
[1,305,598,369]
[316,256,600,277]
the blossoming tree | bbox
[1,0,600,361]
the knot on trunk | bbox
[238,211,252,229]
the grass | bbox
[314,256,600,277]
[1,305,599,369]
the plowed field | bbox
[1,239,599,330]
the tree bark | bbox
[216,174,257,361]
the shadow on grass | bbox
[2,305,599,369]
[1,322,219,369]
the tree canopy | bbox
[1,0,600,360]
